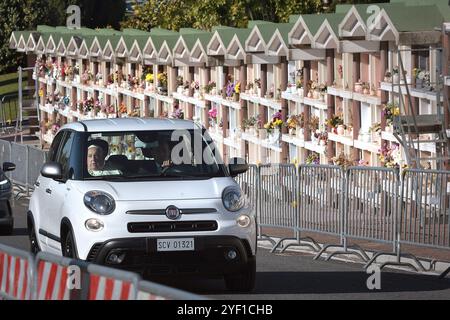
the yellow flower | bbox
[274,119,283,127]
[234,82,240,94]
[264,122,271,129]
[393,107,400,116]
[145,73,154,83]
[39,89,44,97]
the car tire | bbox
[62,230,77,259]
[224,258,256,293]
[28,222,40,254]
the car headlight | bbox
[83,191,116,215]
[0,174,10,189]
[222,186,244,212]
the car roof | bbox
[61,118,202,132]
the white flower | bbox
[418,71,425,80]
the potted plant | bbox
[325,114,344,134]
[157,72,168,95]
[354,79,363,93]
[234,82,241,101]
[383,102,400,128]
[296,79,303,96]
[392,66,400,83]
[370,122,381,142]
[319,83,327,101]
[305,152,320,165]
[314,131,328,146]
[332,152,354,169]
[145,73,154,91]
[191,80,200,98]
[309,115,320,141]
[176,76,184,93]
[362,82,370,95]
[254,79,261,96]
[171,107,184,119]
[286,114,300,136]
[384,70,392,83]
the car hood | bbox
[70,178,236,201]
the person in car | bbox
[87,142,107,172]
[87,139,121,176]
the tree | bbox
[0,0,126,74]
[122,0,324,31]
[324,0,389,13]
[77,0,126,29]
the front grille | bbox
[126,208,217,215]
[127,221,218,233]
[86,243,102,262]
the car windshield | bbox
[83,129,226,181]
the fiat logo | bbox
[165,206,181,220]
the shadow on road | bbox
[145,271,450,296]
[11,228,28,237]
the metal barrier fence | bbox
[10,142,28,189]
[234,164,450,275]
[0,245,206,300]
[0,139,47,198]
[0,140,11,170]
[400,169,450,250]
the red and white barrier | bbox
[36,260,70,300]
[0,250,33,300]
[88,274,136,300]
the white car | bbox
[28,118,256,292]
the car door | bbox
[37,131,65,250]
[45,131,75,253]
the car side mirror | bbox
[2,162,16,172]
[41,162,63,180]
[228,157,249,177]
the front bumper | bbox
[87,235,255,277]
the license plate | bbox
[157,238,195,252]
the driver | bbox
[153,138,172,169]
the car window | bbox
[57,131,75,179]
[48,131,65,162]
[83,130,226,180]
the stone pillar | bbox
[443,28,450,169]
[352,53,361,161]
[280,57,289,163]
[222,66,229,96]
[167,65,177,96]
[186,66,195,119]
[380,42,389,140]
[303,61,311,142]
[222,104,229,160]
[260,64,267,97]
[410,49,419,116]
[239,64,247,131]
[203,67,211,129]
[326,49,336,163]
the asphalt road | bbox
[2,198,450,300]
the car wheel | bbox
[29,222,40,254]
[62,230,77,259]
[224,258,256,293]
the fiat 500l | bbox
[28,118,256,292]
